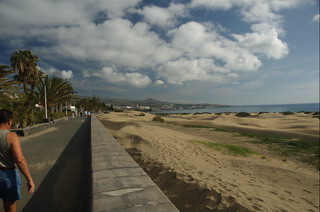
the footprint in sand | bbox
[252,205,262,211]
[254,197,264,202]
[229,183,238,188]
[270,191,278,195]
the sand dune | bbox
[98,111,319,212]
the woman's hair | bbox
[0,109,13,124]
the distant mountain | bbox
[142,98,171,104]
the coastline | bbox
[152,102,320,114]
[97,111,319,211]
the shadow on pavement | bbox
[22,119,91,212]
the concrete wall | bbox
[90,115,178,212]
[11,117,68,136]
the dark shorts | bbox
[0,169,21,201]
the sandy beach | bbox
[97,111,319,212]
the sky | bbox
[0,0,319,105]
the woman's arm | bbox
[8,132,35,194]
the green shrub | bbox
[258,112,269,115]
[191,140,256,156]
[152,115,164,122]
[154,113,169,116]
[235,112,251,117]
[114,108,124,112]
[281,111,294,115]
[51,112,66,119]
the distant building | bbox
[64,105,77,112]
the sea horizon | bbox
[153,102,319,114]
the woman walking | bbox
[0,109,35,212]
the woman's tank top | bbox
[0,129,16,168]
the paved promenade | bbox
[0,118,91,212]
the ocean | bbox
[154,103,319,114]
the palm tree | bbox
[14,67,45,91]
[37,75,75,112]
[10,49,39,93]
[0,64,18,107]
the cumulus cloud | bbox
[61,70,73,80]
[35,19,180,70]
[189,0,233,10]
[156,58,239,85]
[233,24,288,59]
[169,21,262,71]
[93,67,151,87]
[82,71,91,78]
[41,67,57,75]
[188,0,293,61]
[154,80,165,86]
[137,3,187,28]
[0,0,307,88]
[312,14,320,22]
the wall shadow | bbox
[22,119,91,212]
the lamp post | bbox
[43,78,49,123]
[44,83,48,119]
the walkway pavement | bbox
[0,117,91,212]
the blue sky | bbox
[0,0,319,105]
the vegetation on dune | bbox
[235,112,252,117]
[214,128,320,169]
[238,132,320,170]
[152,115,164,122]
[281,111,295,115]
[136,113,145,116]
[190,140,256,157]
[180,124,214,129]
[154,113,170,116]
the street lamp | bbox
[43,78,49,123]
[44,83,48,119]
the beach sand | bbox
[97,111,319,212]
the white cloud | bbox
[138,3,187,28]
[312,14,320,22]
[82,71,90,78]
[233,24,288,59]
[189,0,291,60]
[61,70,73,80]
[94,67,151,87]
[0,0,141,37]
[169,21,262,71]
[242,79,265,89]
[41,67,57,75]
[156,58,238,85]
[189,0,233,10]
[154,80,165,86]
[0,0,308,88]
[35,19,180,70]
